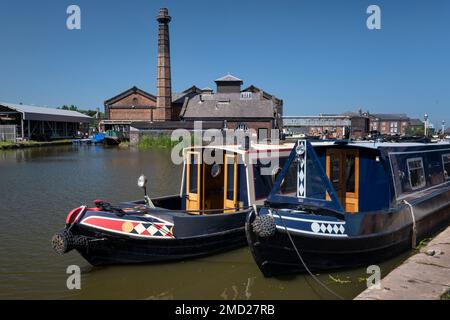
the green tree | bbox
[406,126,424,136]
[59,105,78,111]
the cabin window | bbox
[329,153,341,194]
[345,153,356,193]
[226,157,235,200]
[189,153,198,193]
[407,158,426,190]
[443,154,450,180]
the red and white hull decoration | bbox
[80,216,175,239]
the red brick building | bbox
[101,85,202,131]
[369,113,410,135]
[101,8,283,139]
[104,87,156,121]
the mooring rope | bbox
[403,200,417,249]
[275,210,345,300]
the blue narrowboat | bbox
[52,143,292,265]
[246,140,450,277]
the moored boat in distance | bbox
[246,139,450,277]
[52,142,292,265]
[103,130,121,146]
[72,138,93,144]
[91,132,105,144]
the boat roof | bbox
[186,142,295,155]
[310,140,450,151]
[184,140,450,155]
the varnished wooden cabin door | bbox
[326,149,359,213]
[224,153,238,212]
[186,151,201,212]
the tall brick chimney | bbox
[156,8,172,121]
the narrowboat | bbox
[52,143,292,265]
[246,139,450,277]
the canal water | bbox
[0,145,410,300]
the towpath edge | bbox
[355,226,450,300]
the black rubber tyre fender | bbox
[51,230,89,255]
[252,214,276,238]
[51,230,73,255]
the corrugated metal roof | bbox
[0,102,92,123]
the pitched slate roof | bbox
[215,74,243,83]
[242,85,283,106]
[181,92,276,120]
[172,86,202,104]
[105,86,201,106]
[371,113,409,120]
[0,102,91,122]
[104,86,156,106]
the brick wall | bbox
[107,92,157,121]
[109,108,153,121]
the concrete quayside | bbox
[355,225,450,300]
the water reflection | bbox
[0,145,409,299]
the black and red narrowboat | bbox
[52,143,292,265]
[246,139,450,277]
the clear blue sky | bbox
[0,0,449,128]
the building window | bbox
[258,128,268,143]
[390,122,398,128]
[240,92,253,99]
[443,154,450,180]
[236,123,248,131]
[390,122,398,133]
[407,158,426,190]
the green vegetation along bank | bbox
[0,140,73,150]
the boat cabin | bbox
[268,140,450,213]
[180,144,293,214]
